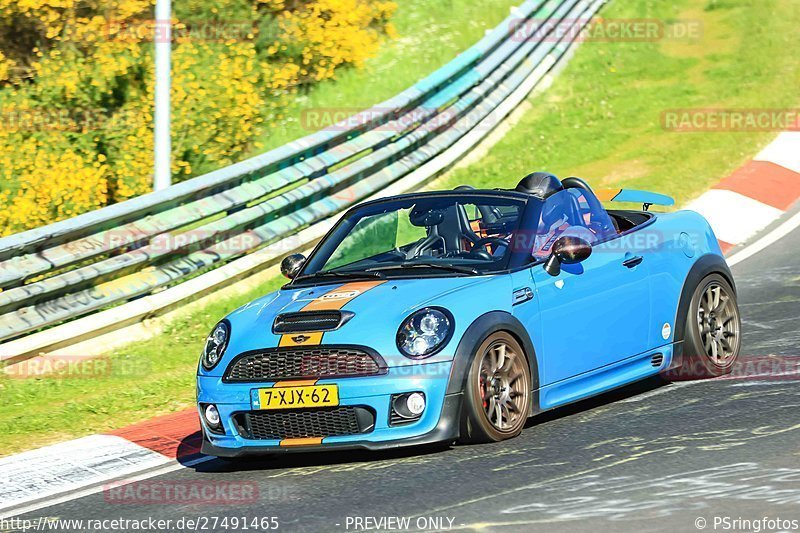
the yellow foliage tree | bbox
[0,135,109,231]
[0,0,397,236]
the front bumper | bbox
[197,361,460,456]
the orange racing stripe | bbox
[277,280,386,346]
[274,281,386,447]
[273,379,318,387]
[301,280,387,312]
[280,437,323,447]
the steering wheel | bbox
[471,237,509,256]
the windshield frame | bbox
[288,190,540,287]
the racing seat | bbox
[540,190,583,229]
[533,189,592,260]
[454,185,502,225]
[435,203,480,253]
[562,176,620,234]
[404,202,480,258]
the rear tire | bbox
[459,332,531,444]
[681,273,741,378]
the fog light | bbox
[406,392,426,416]
[204,404,221,427]
[390,392,426,425]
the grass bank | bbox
[256,0,523,150]
[435,0,800,205]
[2,0,799,456]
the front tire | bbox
[459,332,531,443]
[681,273,741,378]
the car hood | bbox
[232,275,497,327]
[218,274,512,368]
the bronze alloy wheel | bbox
[460,332,531,443]
[696,280,740,367]
[678,273,742,379]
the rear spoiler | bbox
[595,188,675,211]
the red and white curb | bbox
[2,133,799,518]
[686,132,800,254]
[0,410,200,516]
[0,434,176,514]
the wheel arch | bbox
[446,311,540,413]
[673,253,736,344]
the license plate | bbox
[255,384,339,410]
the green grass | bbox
[255,0,523,151]
[2,0,799,456]
[434,0,800,206]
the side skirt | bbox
[530,345,675,415]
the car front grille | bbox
[234,406,375,440]
[224,346,386,382]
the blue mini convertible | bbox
[197,173,741,456]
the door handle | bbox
[623,256,644,268]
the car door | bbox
[530,241,652,386]
[513,189,652,387]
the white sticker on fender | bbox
[662,322,672,340]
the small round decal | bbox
[662,322,671,340]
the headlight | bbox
[396,308,453,358]
[201,321,230,370]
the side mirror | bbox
[544,236,592,276]
[280,253,306,279]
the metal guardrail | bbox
[0,0,605,345]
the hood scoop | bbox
[273,310,354,334]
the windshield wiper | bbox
[293,270,385,283]
[366,263,479,275]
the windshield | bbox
[295,194,527,282]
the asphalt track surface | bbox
[16,205,800,533]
